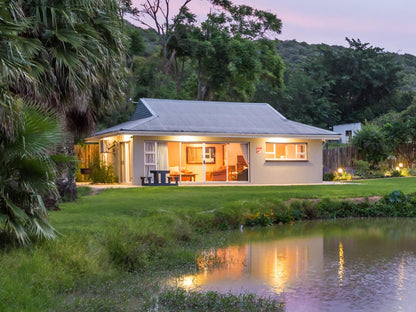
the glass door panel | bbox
[228,143,249,181]
[205,143,227,182]
[180,143,203,182]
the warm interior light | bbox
[399,163,403,168]
[267,137,291,143]
[337,168,343,174]
[177,135,199,142]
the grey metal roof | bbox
[96,98,340,138]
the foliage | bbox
[127,0,284,102]
[352,123,388,167]
[17,0,126,139]
[353,159,370,177]
[323,171,335,181]
[159,289,284,311]
[3,0,127,202]
[271,67,340,128]
[0,104,60,244]
[334,170,352,181]
[89,156,118,184]
[274,39,410,128]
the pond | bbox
[172,219,416,312]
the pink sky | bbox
[131,0,416,55]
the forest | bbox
[113,19,416,130]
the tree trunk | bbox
[44,138,77,210]
[55,142,77,203]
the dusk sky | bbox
[132,0,416,55]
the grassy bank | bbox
[1,177,416,311]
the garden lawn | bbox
[53,177,416,231]
[0,177,415,311]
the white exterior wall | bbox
[333,123,361,144]
[99,134,133,183]
[131,135,323,185]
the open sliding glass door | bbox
[166,141,249,183]
[179,143,227,182]
[204,143,227,182]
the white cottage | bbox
[86,98,340,185]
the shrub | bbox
[89,156,118,183]
[334,171,352,181]
[400,168,410,177]
[391,169,402,177]
[353,159,370,177]
[318,198,341,218]
[408,168,416,176]
[352,123,388,168]
[323,172,335,181]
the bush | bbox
[334,171,352,181]
[408,168,416,176]
[353,159,370,177]
[318,198,341,218]
[89,156,118,183]
[323,172,335,181]
[290,200,318,220]
[352,123,388,167]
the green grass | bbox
[1,177,416,311]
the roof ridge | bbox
[141,98,269,106]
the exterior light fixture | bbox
[396,166,400,171]
[337,168,343,174]
[399,163,403,168]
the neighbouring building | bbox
[333,123,362,144]
[85,98,340,185]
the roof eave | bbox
[86,130,341,142]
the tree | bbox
[16,0,126,201]
[267,67,339,128]
[352,124,388,168]
[132,0,283,100]
[135,0,193,74]
[306,38,402,122]
[0,104,61,244]
[0,1,60,244]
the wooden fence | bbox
[323,146,362,172]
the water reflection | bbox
[173,219,416,312]
[338,242,344,286]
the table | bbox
[170,173,197,182]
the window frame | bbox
[265,142,308,162]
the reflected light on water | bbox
[397,256,405,302]
[171,221,416,312]
[174,237,323,296]
[338,242,344,286]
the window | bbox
[265,143,307,161]
[144,141,156,176]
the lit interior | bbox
[265,143,307,160]
[164,142,249,182]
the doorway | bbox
[120,141,131,183]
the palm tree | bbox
[0,1,41,138]
[16,0,126,200]
[0,103,61,245]
[0,2,61,244]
